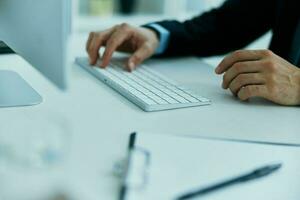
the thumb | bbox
[127,44,153,71]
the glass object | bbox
[0,111,72,170]
[119,0,136,14]
[89,0,114,16]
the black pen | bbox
[176,163,282,200]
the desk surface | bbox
[0,33,299,200]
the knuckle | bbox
[232,62,243,73]
[95,32,104,38]
[94,36,104,45]
[244,86,253,97]
[120,23,129,28]
[120,23,131,32]
[236,74,247,84]
[233,50,244,57]
[106,38,117,47]
[261,49,273,57]
[107,40,115,47]
[264,60,276,72]
[112,25,121,31]
[251,85,262,97]
[231,75,246,92]
[114,24,121,29]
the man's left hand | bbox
[215,49,300,105]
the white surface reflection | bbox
[0,111,72,169]
[0,111,72,200]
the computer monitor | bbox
[0,0,71,107]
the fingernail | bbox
[100,62,105,68]
[222,83,227,89]
[129,61,135,71]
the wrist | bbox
[142,26,160,45]
[142,24,170,55]
[140,27,159,53]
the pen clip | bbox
[123,147,151,190]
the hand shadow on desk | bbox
[186,80,285,108]
[34,193,72,200]
[221,93,283,108]
[47,194,69,200]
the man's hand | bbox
[215,49,300,105]
[86,23,159,71]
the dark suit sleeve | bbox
[155,0,276,57]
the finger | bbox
[222,61,263,89]
[88,32,111,65]
[229,73,265,95]
[237,85,269,101]
[89,35,103,65]
[87,27,117,65]
[127,44,154,71]
[215,50,267,74]
[86,32,93,53]
[86,32,96,64]
[101,29,132,68]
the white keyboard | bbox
[76,57,211,112]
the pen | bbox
[176,163,282,200]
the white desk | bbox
[0,33,299,200]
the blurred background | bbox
[1,0,270,64]
[0,1,272,199]
[76,0,224,17]
[1,0,226,53]
[73,0,225,32]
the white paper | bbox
[125,133,300,200]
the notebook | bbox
[120,132,300,200]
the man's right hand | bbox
[86,23,159,72]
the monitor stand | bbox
[0,70,42,107]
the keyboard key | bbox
[76,57,211,111]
